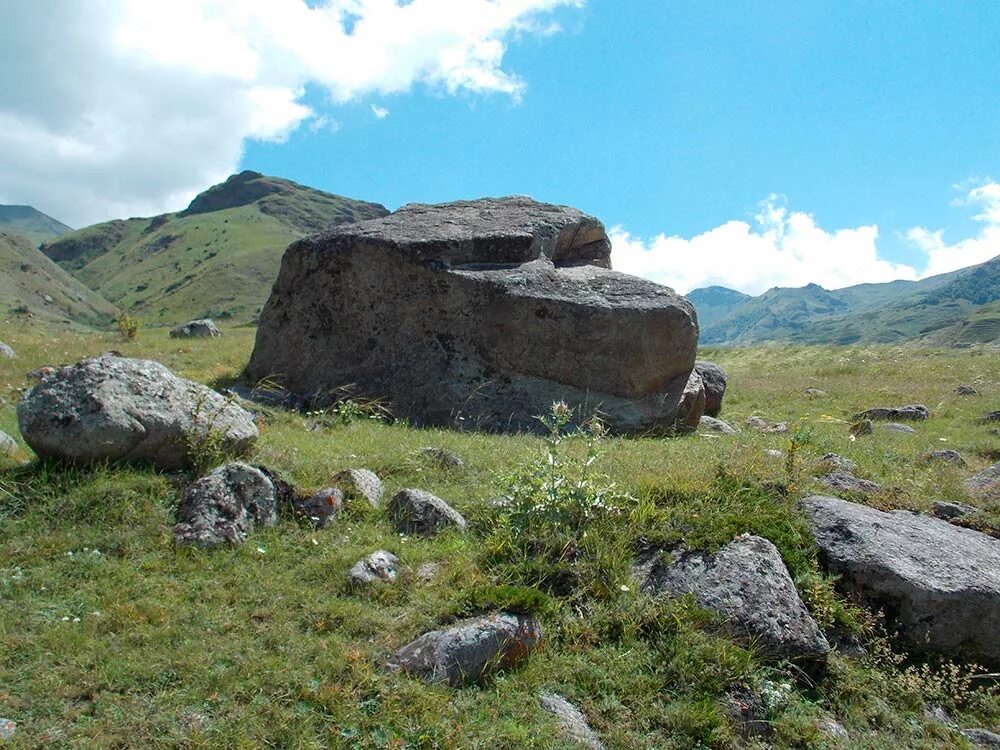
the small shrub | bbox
[182,392,245,474]
[114,309,141,341]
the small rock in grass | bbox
[766,422,789,434]
[745,416,769,431]
[817,453,858,474]
[962,728,1000,748]
[0,430,17,456]
[389,489,466,536]
[883,422,916,433]
[386,612,542,686]
[174,463,277,547]
[419,446,464,468]
[348,550,401,587]
[854,404,929,422]
[978,411,1000,425]
[964,462,1000,497]
[954,385,979,396]
[804,387,827,397]
[931,500,979,520]
[416,561,443,582]
[921,449,965,466]
[294,487,344,528]
[817,717,850,741]
[170,319,221,338]
[539,692,606,750]
[332,468,383,509]
[699,416,738,434]
[765,449,784,458]
[819,472,881,496]
[849,419,873,437]
[724,685,769,739]
[637,534,830,663]
[0,342,14,359]
[0,718,14,739]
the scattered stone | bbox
[766,422,789,434]
[699,416,738,435]
[416,561,443,582]
[694,360,728,417]
[817,453,858,474]
[849,419,873,438]
[800,495,1000,665]
[818,472,881,496]
[0,430,16,456]
[932,500,979,521]
[964,462,1000,497]
[883,422,916,433]
[386,612,542,686]
[675,368,706,432]
[817,717,850,741]
[978,411,1000,424]
[348,550,401,587]
[962,728,1000,748]
[804,387,827,397]
[174,463,277,548]
[854,404,929,422]
[0,342,14,359]
[539,692,606,750]
[293,487,344,528]
[765,449,784,458]
[746,416,769,430]
[389,489,467,536]
[246,197,699,435]
[333,468,383,509]
[954,385,979,396]
[921,449,965,466]
[17,354,257,470]
[170,319,221,338]
[419,447,465,468]
[0,718,14,740]
[637,534,830,663]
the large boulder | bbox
[170,319,221,339]
[636,535,830,663]
[694,360,727,417]
[246,197,699,434]
[16,355,257,470]
[800,495,1000,665]
[174,463,277,547]
[386,612,542,686]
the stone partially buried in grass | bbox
[386,612,542,686]
[637,534,831,663]
[332,468,383,509]
[16,354,257,470]
[174,463,277,548]
[800,495,1000,666]
[170,319,221,338]
[0,341,14,359]
[538,692,606,750]
[348,550,402,587]
[0,430,16,456]
[388,489,467,536]
[964,462,1000,497]
[853,404,929,422]
[818,472,881,497]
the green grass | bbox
[1,329,998,748]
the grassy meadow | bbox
[0,324,998,749]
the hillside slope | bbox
[41,171,389,325]
[0,205,73,246]
[685,286,751,330]
[0,231,115,327]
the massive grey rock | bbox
[246,197,699,434]
[16,355,257,470]
[0,430,16,456]
[333,468,383,509]
[800,495,1000,665]
[0,342,14,359]
[538,693,605,750]
[964,462,1000,497]
[388,489,467,535]
[637,535,830,662]
[170,319,221,339]
[348,550,401,587]
[694,360,727,417]
[853,404,929,421]
[174,463,277,547]
[386,611,542,686]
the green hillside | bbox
[0,231,115,328]
[685,285,751,329]
[41,171,389,326]
[0,205,73,246]
[697,255,1000,345]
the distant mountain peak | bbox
[0,204,74,245]
[180,171,289,217]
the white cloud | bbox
[907,180,1000,277]
[0,0,582,226]
[371,104,390,119]
[611,195,919,295]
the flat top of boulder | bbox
[309,196,611,268]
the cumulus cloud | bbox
[611,196,919,295]
[907,181,1000,277]
[0,0,582,226]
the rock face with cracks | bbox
[800,495,1000,665]
[247,197,699,434]
[386,612,542,686]
[17,354,257,470]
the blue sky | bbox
[3,0,999,293]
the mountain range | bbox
[2,173,998,345]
